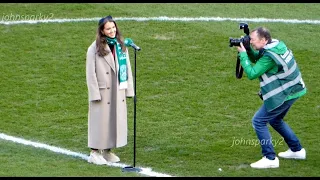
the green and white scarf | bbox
[106,37,128,89]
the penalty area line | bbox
[0,132,173,177]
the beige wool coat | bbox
[86,40,134,150]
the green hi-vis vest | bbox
[259,49,306,112]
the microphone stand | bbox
[122,48,142,173]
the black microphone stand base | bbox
[122,166,142,172]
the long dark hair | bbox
[96,16,126,57]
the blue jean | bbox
[252,98,302,160]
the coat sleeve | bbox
[86,45,101,101]
[238,52,277,80]
[125,49,135,97]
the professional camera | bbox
[229,23,250,48]
[229,23,251,79]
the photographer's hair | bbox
[252,27,272,44]
[96,15,126,57]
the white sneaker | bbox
[250,156,279,169]
[278,148,306,159]
[101,149,120,163]
[88,151,108,165]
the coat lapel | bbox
[103,45,116,72]
[103,55,116,72]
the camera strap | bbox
[235,53,243,79]
[258,49,265,58]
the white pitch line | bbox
[0,16,320,25]
[0,133,173,177]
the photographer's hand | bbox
[237,42,247,53]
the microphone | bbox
[124,38,141,51]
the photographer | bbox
[235,26,307,169]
